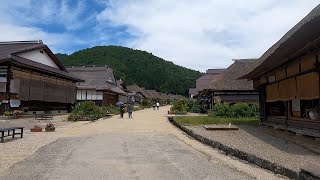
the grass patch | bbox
[175,116,260,126]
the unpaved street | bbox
[2,106,284,180]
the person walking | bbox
[128,104,133,118]
[156,102,160,110]
[120,104,125,118]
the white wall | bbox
[18,50,59,68]
[77,90,103,100]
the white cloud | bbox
[0,0,91,53]
[98,0,319,72]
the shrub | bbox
[170,99,188,114]
[209,103,259,118]
[187,100,201,113]
[68,101,107,121]
[102,105,120,115]
[140,99,153,108]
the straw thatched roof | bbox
[67,66,126,95]
[146,90,161,99]
[210,59,257,91]
[242,4,320,79]
[0,41,82,81]
[127,85,152,99]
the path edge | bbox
[170,117,320,180]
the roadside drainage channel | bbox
[169,118,320,180]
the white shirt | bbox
[156,102,160,107]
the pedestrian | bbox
[153,103,156,110]
[156,102,160,110]
[128,104,133,118]
[120,104,125,118]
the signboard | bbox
[10,99,21,107]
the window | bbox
[97,91,103,100]
[76,90,82,100]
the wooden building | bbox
[242,5,320,137]
[189,69,225,98]
[126,84,152,101]
[67,66,127,106]
[0,40,82,114]
[146,90,162,101]
[198,59,258,110]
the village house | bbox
[189,69,225,98]
[146,89,161,101]
[126,84,152,102]
[0,40,82,114]
[242,5,320,137]
[67,66,127,106]
[204,59,259,109]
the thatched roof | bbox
[67,66,126,95]
[0,41,81,81]
[242,5,320,79]
[159,92,169,100]
[210,59,257,91]
[127,85,152,99]
[194,69,225,91]
[146,90,161,99]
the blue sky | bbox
[0,0,319,72]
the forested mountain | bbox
[56,46,202,95]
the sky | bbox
[0,1,319,72]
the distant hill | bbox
[56,46,202,95]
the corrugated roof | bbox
[242,4,320,79]
[210,59,257,91]
[67,66,126,95]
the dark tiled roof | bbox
[210,59,257,91]
[243,5,320,79]
[67,66,126,95]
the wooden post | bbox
[5,64,12,111]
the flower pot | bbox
[30,128,42,132]
[45,128,55,132]
[309,111,320,120]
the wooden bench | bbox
[0,127,24,143]
[34,111,53,120]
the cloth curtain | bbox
[297,72,319,100]
[279,78,297,101]
[266,83,279,102]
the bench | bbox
[0,127,24,143]
[34,111,53,120]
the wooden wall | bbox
[12,69,76,104]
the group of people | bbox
[119,101,161,119]
[119,104,133,119]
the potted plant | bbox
[308,106,320,120]
[13,110,22,119]
[45,123,55,132]
[30,124,42,132]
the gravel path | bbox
[0,114,71,130]
[0,107,284,179]
[188,125,320,172]
[0,121,89,174]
